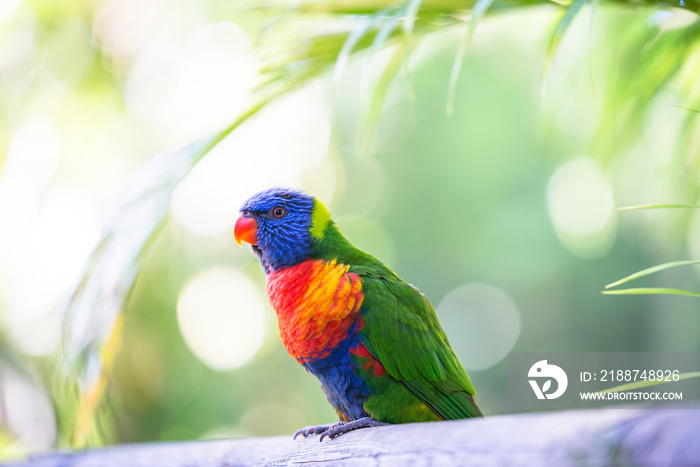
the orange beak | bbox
[234,215,258,246]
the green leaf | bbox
[672,104,700,113]
[357,42,407,155]
[594,18,700,163]
[334,17,376,85]
[402,0,424,39]
[446,0,495,116]
[542,0,589,97]
[586,0,599,94]
[605,260,700,289]
[602,288,700,298]
[399,0,423,102]
[44,0,700,445]
[598,371,700,393]
[61,136,217,446]
[60,94,279,447]
[618,204,700,210]
[362,6,404,102]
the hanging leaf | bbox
[361,6,404,101]
[618,204,700,210]
[605,260,700,289]
[542,0,589,97]
[586,0,599,94]
[446,0,496,116]
[334,17,377,86]
[59,96,282,447]
[598,371,700,393]
[603,288,700,298]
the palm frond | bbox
[334,15,380,86]
[59,136,217,446]
[595,17,700,163]
[603,287,700,298]
[446,0,496,115]
[598,371,700,393]
[542,0,589,97]
[619,204,700,210]
[59,101,275,446]
[403,0,426,44]
[605,260,700,289]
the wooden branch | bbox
[15,407,700,466]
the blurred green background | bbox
[1,0,699,458]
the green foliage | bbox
[603,287,700,297]
[542,0,590,96]
[447,0,496,115]
[598,371,700,393]
[605,206,700,298]
[2,0,700,454]
[619,204,700,210]
[605,260,700,289]
[55,0,700,442]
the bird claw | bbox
[294,417,390,442]
[293,423,333,440]
[320,417,390,442]
[319,423,344,442]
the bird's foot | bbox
[293,423,333,440]
[319,417,390,442]
[294,417,390,442]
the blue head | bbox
[234,188,331,273]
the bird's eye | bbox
[272,207,285,218]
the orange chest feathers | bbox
[266,259,364,363]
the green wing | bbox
[354,266,483,419]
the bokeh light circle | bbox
[177,267,267,371]
[546,158,616,258]
[170,86,333,237]
[437,282,521,370]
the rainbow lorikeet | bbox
[234,188,482,440]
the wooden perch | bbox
[14,407,700,466]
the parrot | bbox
[234,187,483,441]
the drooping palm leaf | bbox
[603,287,700,298]
[604,205,700,299]
[59,95,302,447]
[605,260,700,289]
[618,204,700,210]
[542,0,589,97]
[598,371,700,393]
[446,0,496,115]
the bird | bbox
[234,187,483,441]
